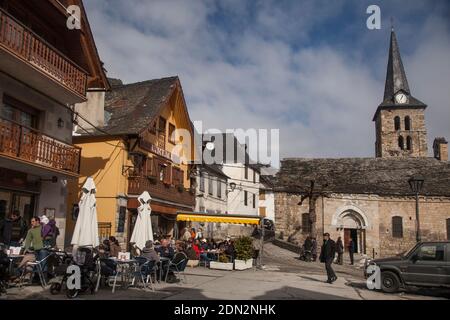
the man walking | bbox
[319,233,337,284]
[348,238,355,265]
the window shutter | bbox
[164,164,172,184]
[145,157,157,177]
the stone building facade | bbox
[273,30,450,258]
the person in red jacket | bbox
[192,239,201,259]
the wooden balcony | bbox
[0,117,81,175]
[128,176,195,208]
[0,8,87,100]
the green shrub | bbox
[235,236,254,261]
[218,254,229,263]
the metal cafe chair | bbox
[19,252,52,288]
[165,258,188,284]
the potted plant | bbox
[210,254,234,271]
[234,236,254,270]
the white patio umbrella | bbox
[71,177,99,248]
[130,191,153,250]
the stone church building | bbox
[274,30,450,258]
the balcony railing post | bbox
[16,122,22,158]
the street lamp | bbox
[408,175,424,243]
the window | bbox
[158,162,171,184]
[168,123,176,144]
[2,96,39,129]
[394,116,401,131]
[259,190,266,201]
[253,194,256,208]
[245,166,248,180]
[199,172,205,192]
[244,191,248,206]
[447,218,450,240]
[259,207,266,217]
[302,213,311,234]
[398,136,404,150]
[417,244,445,261]
[159,163,165,182]
[405,116,411,131]
[217,180,222,198]
[208,175,213,195]
[406,136,412,151]
[392,216,403,238]
[158,116,166,133]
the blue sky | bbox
[84,0,450,161]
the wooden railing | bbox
[0,117,81,174]
[0,8,87,96]
[128,176,195,207]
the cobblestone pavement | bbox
[2,242,449,300]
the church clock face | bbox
[395,93,408,104]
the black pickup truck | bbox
[364,241,450,293]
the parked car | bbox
[364,241,450,293]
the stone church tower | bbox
[373,29,428,158]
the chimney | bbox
[433,137,448,161]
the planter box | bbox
[210,261,234,271]
[234,259,253,270]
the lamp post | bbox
[408,175,424,243]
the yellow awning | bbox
[176,213,260,225]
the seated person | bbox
[141,241,160,263]
[224,240,236,261]
[192,239,201,259]
[108,236,121,258]
[156,239,174,259]
[166,242,188,283]
[199,239,213,264]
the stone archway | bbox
[332,205,370,254]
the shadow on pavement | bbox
[253,286,353,300]
[345,281,450,300]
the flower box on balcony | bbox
[147,176,157,184]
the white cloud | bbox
[84,0,450,165]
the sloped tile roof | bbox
[275,157,450,197]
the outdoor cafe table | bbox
[206,249,221,261]
[109,258,138,293]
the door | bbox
[344,228,358,253]
[11,193,35,223]
[0,191,10,221]
[404,243,448,285]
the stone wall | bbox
[377,108,428,158]
[275,191,450,258]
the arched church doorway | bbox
[334,209,368,254]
